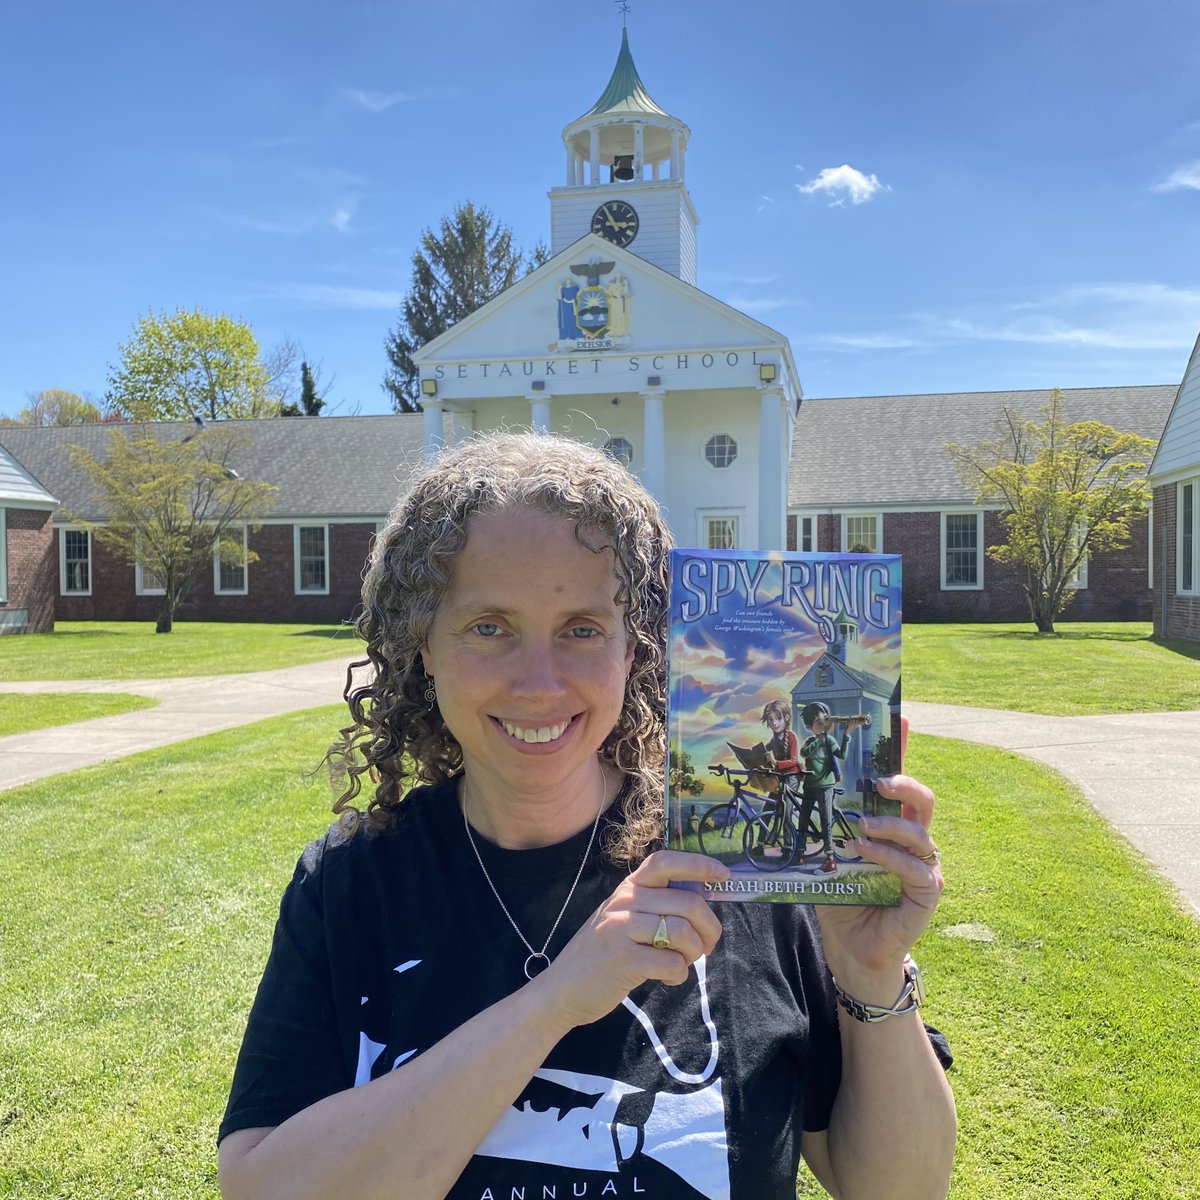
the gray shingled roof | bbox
[0,415,430,521]
[789,385,1176,508]
[0,444,58,507]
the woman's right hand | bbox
[532,850,729,1031]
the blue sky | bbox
[3,0,1199,418]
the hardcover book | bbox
[665,548,904,905]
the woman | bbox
[218,433,955,1200]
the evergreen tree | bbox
[383,201,548,412]
[281,361,327,417]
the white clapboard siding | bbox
[1150,332,1200,484]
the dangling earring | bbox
[423,677,437,712]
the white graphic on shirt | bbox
[354,954,729,1197]
[394,959,421,975]
[475,954,729,1199]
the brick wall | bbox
[55,522,376,625]
[788,509,1153,623]
[0,507,56,634]
[1152,483,1200,642]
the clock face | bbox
[591,200,639,247]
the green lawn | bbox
[0,692,158,737]
[1,714,1196,1198]
[906,621,1200,715]
[0,621,359,681]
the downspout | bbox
[1161,522,1170,639]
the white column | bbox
[451,410,475,442]
[530,398,551,432]
[758,388,786,549]
[566,144,575,186]
[633,124,644,178]
[423,402,444,460]
[589,129,600,184]
[670,131,681,180]
[642,390,666,504]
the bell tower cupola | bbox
[549,28,698,283]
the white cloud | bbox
[797,164,889,206]
[342,88,409,112]
[724,294,799,315]
[341,86,458,113]
[1153,161,1200,192]
[915,283,1200,351]
[252,283,404,310]
[817,333,920,350]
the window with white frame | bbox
[214,525,248,595]
[841,514,880,553]
[1064,523,1089,590]
[797,514,815,553]
[941,512,983,589]
[603,436,634,468]
[135,536,165,595]
[704,516,738,550]
[704,433,737,469]
[1179,479,1198,596]
[295,524,329,594]
[0,507,8,603]
[60,527,91,595]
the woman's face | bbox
[421,505,634,802]
[766,712,787,734]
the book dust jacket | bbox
[665,549,903,906]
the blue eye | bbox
[570,626,597,639]
[473,622,500,637]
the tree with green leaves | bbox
[383,201,549,412]
[107,309,277,421]
[2,389,108,426]
[946,390,1157,634]
[66,426,277,633]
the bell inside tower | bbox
[611,154,635,182]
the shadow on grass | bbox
[979,629,1155,643]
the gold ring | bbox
[652,916,672,949]
[917,845,941,866]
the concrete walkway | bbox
[1,670,1196,916]
[0,657,358,791]
[907,700,1200,917]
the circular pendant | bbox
[524,952,551,980]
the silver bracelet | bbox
[832,955,925,1023]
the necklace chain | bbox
[462,769,608,981]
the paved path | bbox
[907,700,1200,917]
[1,672,1196,916]
[0,657,357,791]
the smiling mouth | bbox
[498,717,574,744]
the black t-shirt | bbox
[221,778,843,1200]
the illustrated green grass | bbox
[0,692,158,737]
[905,621,1200,715]
[2,715,1197,1198]
[0,621,359,682]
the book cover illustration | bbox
[665,549,903,906]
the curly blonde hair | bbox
[326,431,673,866]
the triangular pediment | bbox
[412,234,789,366]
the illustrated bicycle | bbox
[697,763,864,873]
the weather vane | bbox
[616,0,631,26]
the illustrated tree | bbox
[668,744,707,843]
[946,390,1157,634]
[106,309,277,421]
[2,389,108,426]
[383,201,549,412]
[66,427,277,633]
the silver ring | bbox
[652,915,672,949]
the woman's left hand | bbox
[815,718,943,982]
